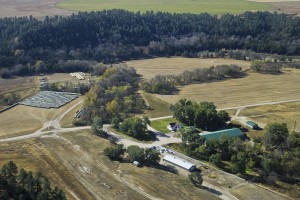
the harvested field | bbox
[0,97,83,138]
[0,0,73,19]
[127,57,251,80]
[239,102,300,132]
[0,138,93,200]
[154,69,300,109]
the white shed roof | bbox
[163,155,196,170]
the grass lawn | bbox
[151,118,178,133]
[57,0,271,14]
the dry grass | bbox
[239,102,300,132]
[153,69,300,109]
[140,91,172,118]
[0,76,38,95]
[0,0,73,19]
[231,183,288,200]
[0,96,83,138]
[0,138,93,200]
[126,57,251,80]
[42,130,219,200]
[60,101,84,128]
[46,73,93,84]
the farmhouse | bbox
[163,155,196,172]
[167,122,182,132]
[200,128,244,140]
[246,121,258,130]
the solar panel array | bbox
[20,91,79,109]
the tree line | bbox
[0,161,66,200]
[1,10,300,77]
[141,64,243,94]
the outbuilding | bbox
[163,155,196,172]
[246,121,258,130]
[200,128,244,140]
[133,161,141,167]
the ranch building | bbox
[200,128,244,140]
[163,155,196,172]
[246,121,258,130]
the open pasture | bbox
[127,57,251,80]
[57,0,270,14]
[0,96,83,138]
[153,68,300,109]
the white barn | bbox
[163,155,196,172]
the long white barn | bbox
[163,155,196,172]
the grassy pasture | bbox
[127,57,251,80]
[0,96,83,138]
[57,0,271,14]
[153,68,300,109]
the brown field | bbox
[47,73,93,85]
[126,57,251,80]
[0,138,93,200]
[0,76,38,95]
[0,0,73,19]
[0,96,83,138]
[153,68,300,109]
[239,102,300,132]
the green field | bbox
[57,0,271,14]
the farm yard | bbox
[57,0,271,14]
[152,68,300,109]
[127,57,251,80]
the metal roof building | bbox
[246,121,258,129]
[163,155,196,172]
[200,128,244,140]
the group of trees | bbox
[171,99,230,131]
[141,65,243,94]
[0,161,66,200]
[104,144,160,165]
[179,122,300,183]
[1,10,300,77]
[117,117,156,141]
[83,64,144,123]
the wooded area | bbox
[1,10,300,77]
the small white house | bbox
[163,155,196,172]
